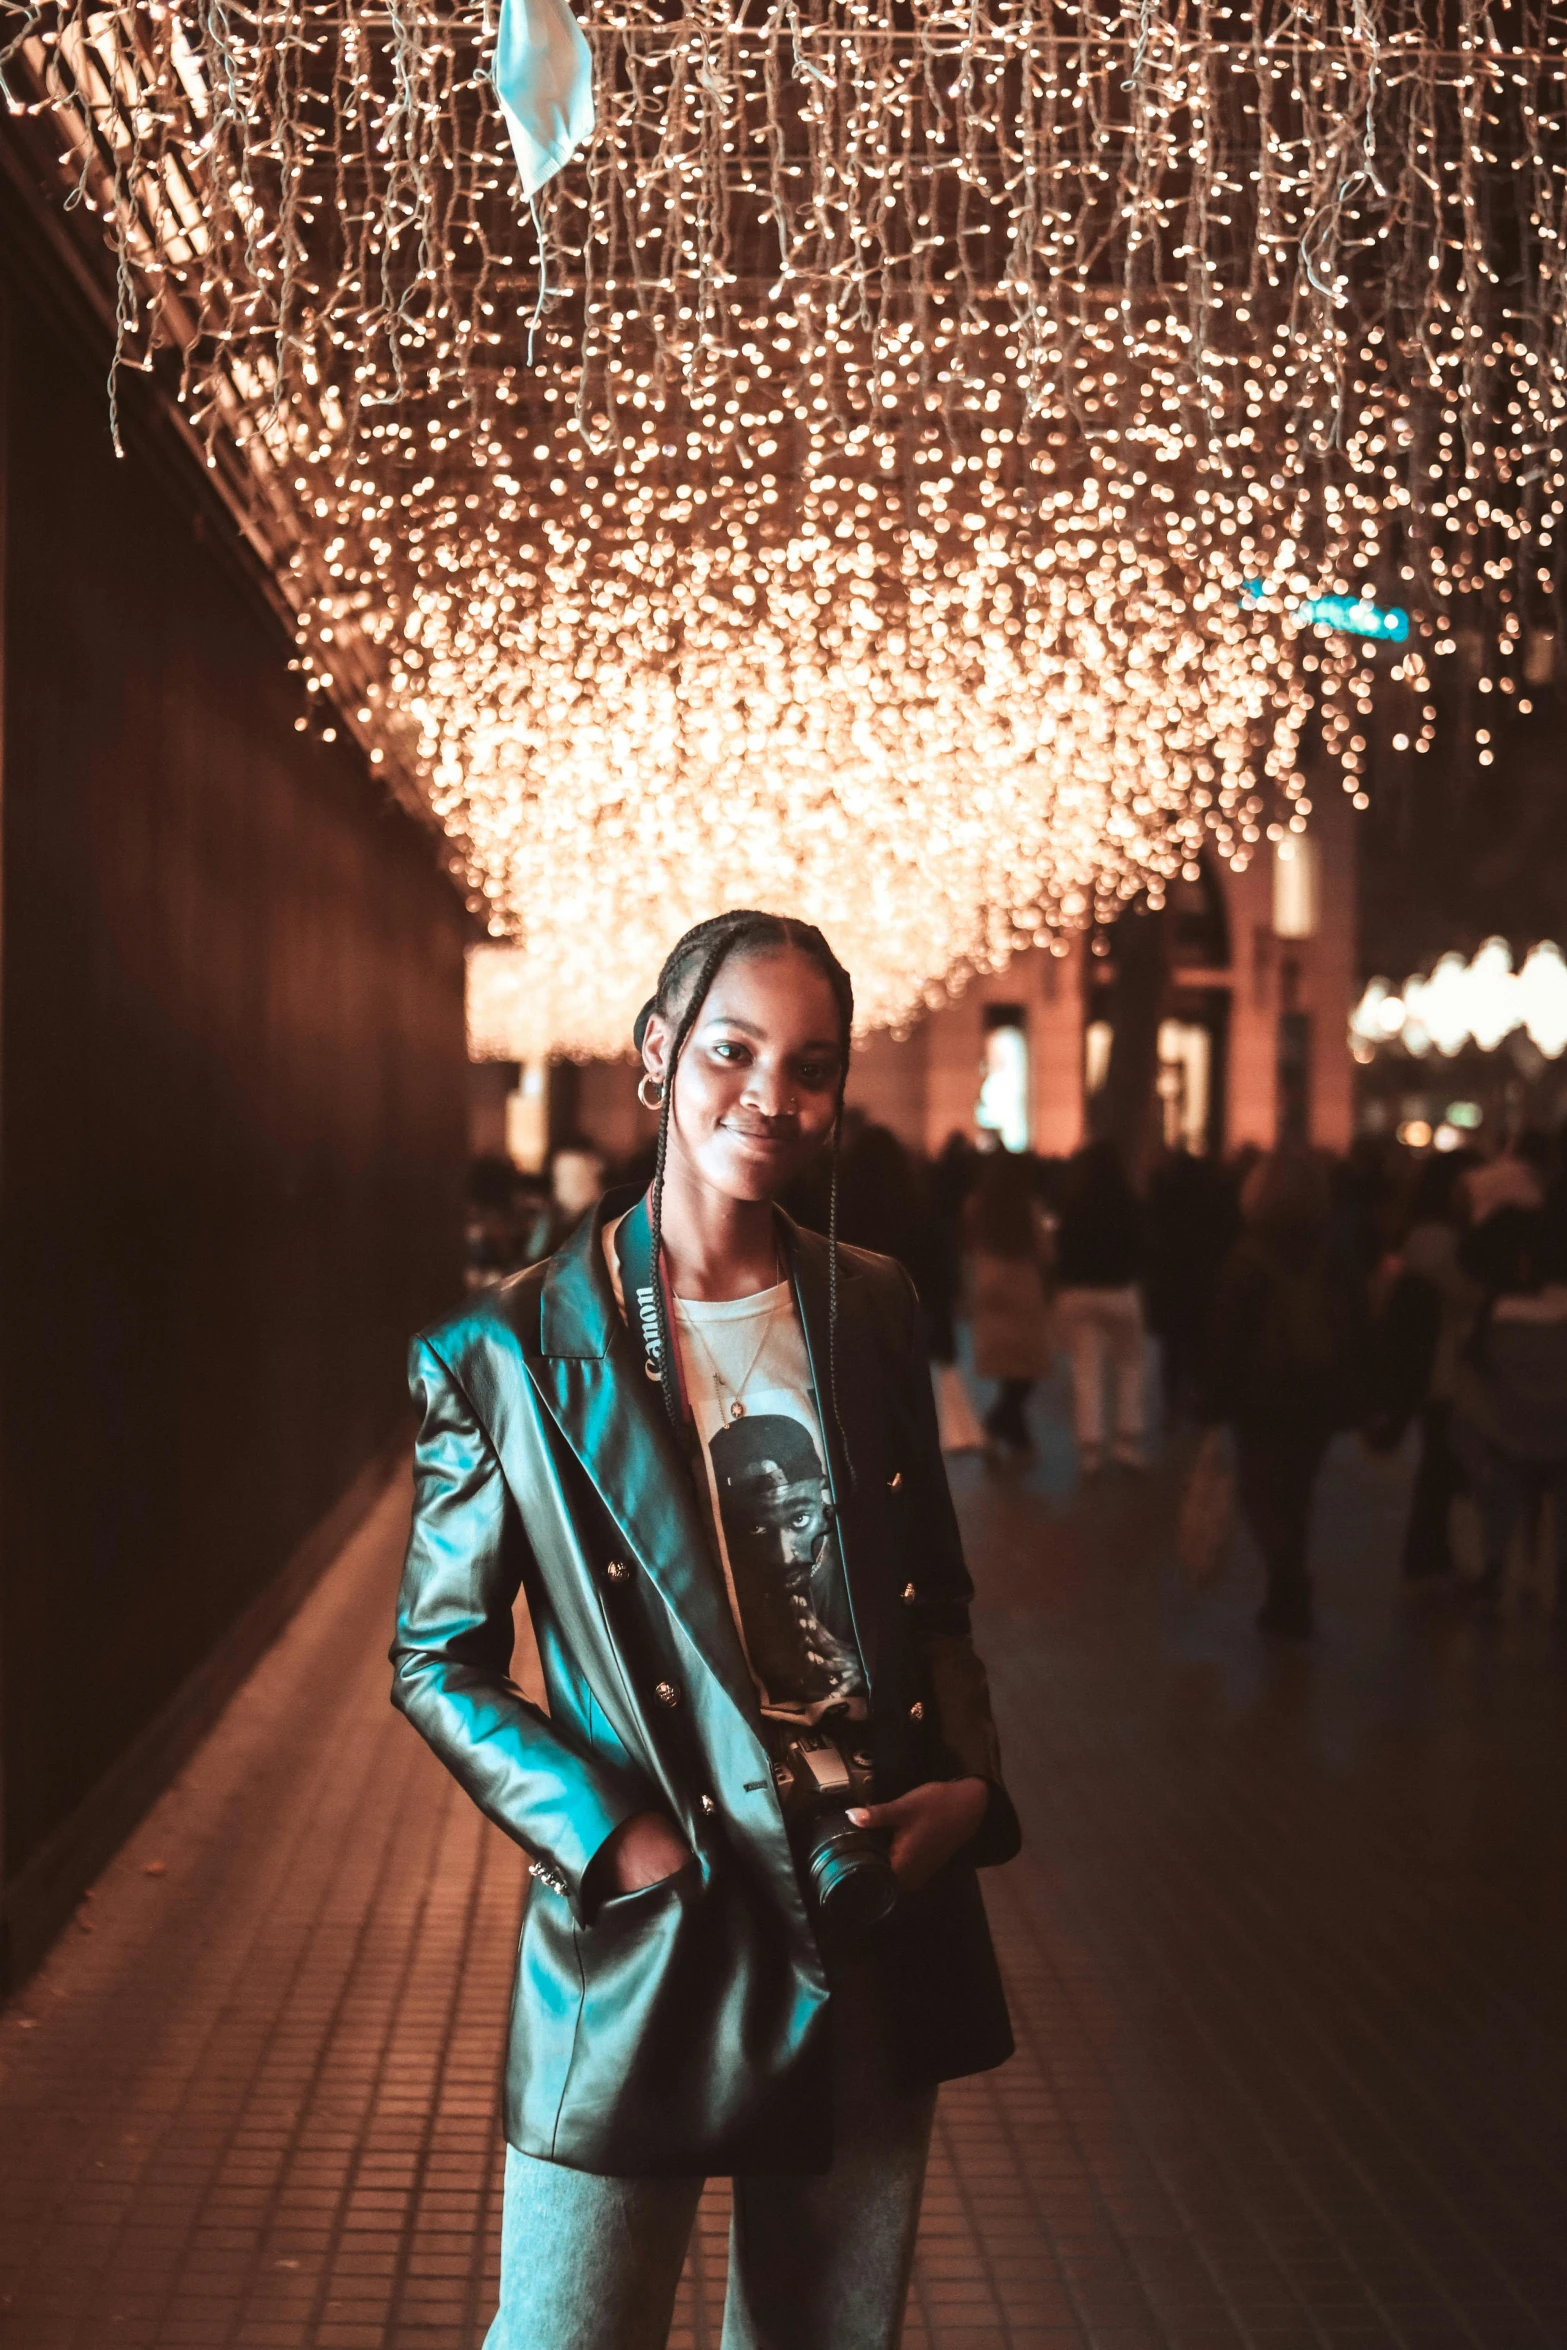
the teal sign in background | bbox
[1242,580,1410,643]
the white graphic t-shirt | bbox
[605,1222,866,1724]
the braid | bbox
[825,1098,855,1497]
[814,953,857,1494]
[637,910,856,1489]
[647,927,739,1431]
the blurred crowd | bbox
[467,1118,1567,1640]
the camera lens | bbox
[807,1818,899,1943]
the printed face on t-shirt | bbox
[603,1207,868,1722]
[730,1468,832,1577]
[708,1410,863,1716]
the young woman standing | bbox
[392,910,1019,2350]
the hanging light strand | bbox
[4,0,1563,1052]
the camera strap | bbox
[613,1190,694,1424]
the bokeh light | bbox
[9,0,1564,1051]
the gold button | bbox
[902,1582,918,1605]
[909,1701,924,1722]
[654,1680,681,1708]
[606,1559,632,1582]
[888,1471,903,1492]
[699,1794,717,1815]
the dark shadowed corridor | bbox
[2,1396,1564,2350]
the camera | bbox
[770,1724,899,1948]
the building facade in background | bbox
[470,788,1357,1174]
[847,790,1356,1164]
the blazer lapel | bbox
[526,1205,761,1732]
[782,1216,886,1699]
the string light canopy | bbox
[5,0,1564,1055]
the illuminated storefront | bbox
[1350,939,1567,1148]
[840,789,1358,1163]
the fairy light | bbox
[5,1,1565,1053]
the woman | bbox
[1143,1146,1239,1423]
[1052,1138,1149,1474]
[391,910,1019,2350]
[963,1148,1053,1458]
[1201,1150,1367,1638]
[1452,1203,1567,1612]
[1367,1152,1478,1581]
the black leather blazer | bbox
[390,1191,1019,2176]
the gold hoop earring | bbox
[637,1073,665,1110]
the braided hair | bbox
[632,911,856,1489]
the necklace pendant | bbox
[730,1399,746,1421]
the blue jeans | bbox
[483,1959,936,2350]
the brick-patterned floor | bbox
[3,1387,1566,2349]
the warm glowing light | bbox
[1351,941,1567,1063]
[10,0,1566,1051]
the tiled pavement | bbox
[3,1375,1566,2350]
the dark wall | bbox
[0,214,468,1979]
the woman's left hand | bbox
[846,1776,989,1892]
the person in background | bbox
[925,1133,978,1371]
[1335,1133,1402,1290]
[1052,1139,1148,1474]
[963,1148,1053,1459]
[1366,1153,1480,1582]
[465,1161,557,1288]
[923,1133,986,1453]
[1144,1148,1240,1424]
[546,1141,606,1250]
[1464,1129,1549,1226]
[514,1172,558,1267]
[1202,1150,1368,1638]
[1540,1123,1567,1237]
[836,1123,942,1327]
[466,1157,524,1290]
[1452,1202,1567,1613]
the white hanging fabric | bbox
[491,0,595,199]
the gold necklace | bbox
[677,1270,785,1423]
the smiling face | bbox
[642,946,845,1205]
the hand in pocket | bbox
[593,1809,692,1898]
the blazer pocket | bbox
[554,1857,715,2157]
[509,1862,702,2164]
[590,1856,701,1933]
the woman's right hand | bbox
[594,1809,692,1896]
